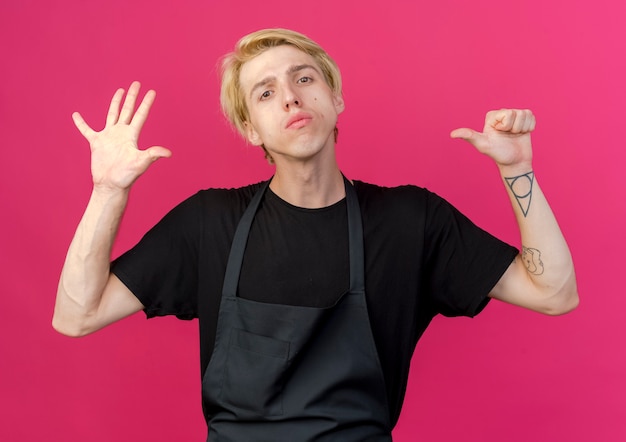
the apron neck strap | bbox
[344,176,365,293]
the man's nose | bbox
[283,86,301,110]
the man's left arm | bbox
[451,109,579,315]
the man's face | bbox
[239,45,345,164]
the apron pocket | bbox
[221,328,290,416]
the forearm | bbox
[499,165,578,311]
[451,109,578,314]
[53,188,129,335]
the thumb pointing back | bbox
[450,128,476,141]
[450,128,488,150]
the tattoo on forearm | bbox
[505,171,535,217]
[522,246,544,275]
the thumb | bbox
[450,128,487,149]
[145,146,173,161]
[450,127,477,141]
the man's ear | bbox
[334,94,345,115]
[244,121,262,146]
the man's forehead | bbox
[239,45,320,88]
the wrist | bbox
[497,161,534,178]
[91,184,130,204]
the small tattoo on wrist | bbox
[505,171,535,217]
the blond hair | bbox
[220,28,343,141]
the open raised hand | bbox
[72,81,171,192]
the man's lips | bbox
[286,113,312,129]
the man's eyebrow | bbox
[248,64,321,100]
[249,77,275,100]
[287,64,320,75]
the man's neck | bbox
[269,160,345,209]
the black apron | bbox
[202,177,392,441]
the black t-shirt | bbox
[111,180,518,426]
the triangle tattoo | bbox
[504,171,535,218]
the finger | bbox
[118,81,141,124]
[105,88,125,127]
[528,112,536,132]
[72,112,95,141]
[522,110,536,132]
[511,110,526,133]
[490,109,515,132]
[130,89,156,131]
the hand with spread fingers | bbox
[450,109,536,171]
[72,81,171,192]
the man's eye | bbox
[297,77,312,84]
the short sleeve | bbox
[111,193,203,320]
[423,191,519,317]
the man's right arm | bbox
[53,189,143,336]
[53,81,171,336]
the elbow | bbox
[51,311,93,338]
[541,277,579,316]
[543,293,579,316]
[51,319,84,337]
[53,285,99,337]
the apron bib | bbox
[202,177,392,441]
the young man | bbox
[53,29,578,440]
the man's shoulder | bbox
[353,179,432,206]
[189,180,268,208]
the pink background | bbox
[1,0,624,440]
